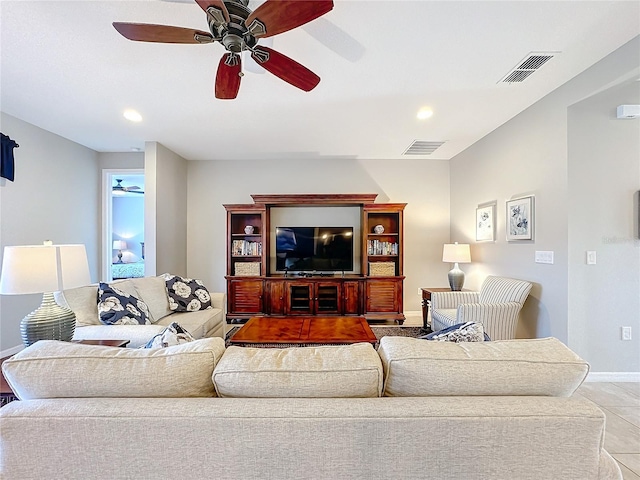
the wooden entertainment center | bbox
[224,194,406,324]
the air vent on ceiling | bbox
[403,141,445,156]
[500,52,558,83]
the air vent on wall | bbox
[403,141,445,156]
[500,52,558,83]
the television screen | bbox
[275,227,354,272]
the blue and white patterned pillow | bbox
[163,274,212,312]
[420,322,490,342]
[142,322,195,349]
[98,283,151,325]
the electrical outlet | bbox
[622,327,632,341]
[417,287,422,296]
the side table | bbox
[1,339,130,406]
[420,287,470,334]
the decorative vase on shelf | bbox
[244,225,254,234]
[374,224,385,234]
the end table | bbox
[420,287,470,335]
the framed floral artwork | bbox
[506,196,534,241]
[476,203,495,242]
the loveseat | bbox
[56,275,226,348]
[0,336,621,480]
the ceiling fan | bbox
[113,0,334,99]
[113,179,144,195]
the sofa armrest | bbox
[210,292,227,314]
[430,291,479,309]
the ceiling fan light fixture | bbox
[123,109,142,122]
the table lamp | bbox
[113,240,127,263]
[0,243,91,346]
[442,242,471,291]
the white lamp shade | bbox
[442,243,471,263]
[0,244,91,295]
[112,240,127,250]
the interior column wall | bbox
[567,81,640,373]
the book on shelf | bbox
[367,240,398,256]
[232,240,262,256]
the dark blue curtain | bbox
[1,133,18,181]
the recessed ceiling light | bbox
[417,108,433,120]
[123,109,142,122]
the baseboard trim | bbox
[1,345,24,358]
[403,310,422,317]
[585,372,640,382]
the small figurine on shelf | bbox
[374,224,385,234]
[244,225,255,234]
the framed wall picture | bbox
[476,203,496,242]
[506,196,534,241]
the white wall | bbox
[112,196,145,261]
[568,81,640,373]
[186,158,451,313]
[144,142,188,277]
[449,37,640,372]
[0,113,99,352]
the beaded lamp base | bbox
[20,292,76,346]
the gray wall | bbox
[568,81,640,372]
[449,37,640,372]
[186,158,452,313]
[0,113,100,351]
[144,142,188,277]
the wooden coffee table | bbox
[229,316,377,345]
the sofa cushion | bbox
[98,283,151,325]
[72,324,166,349]
[57,285,101,326]
[128,276,172,322]
[155,308,223,339]
[213,343,383,398]
[164,274,212,312]
[2,338,226,399]
[377,337,589,397]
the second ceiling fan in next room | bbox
[113,0,334,99]
[112,179,144,195]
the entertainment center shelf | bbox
[224,194,405,324]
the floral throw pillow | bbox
[420,322,490,342]
[163,274,212,312]
[143,322,195,349]
[98,283,151,325]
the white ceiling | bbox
[1,1,639,161]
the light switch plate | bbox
[535,251,554,264]
[586,251,597,265]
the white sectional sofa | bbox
[57,275,225,348]
[1,335,622,479]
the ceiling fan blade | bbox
[246,0,333,38]
[215,53,242,99]
[195,0,229,23]
[112,22,213,44]
[251,46,320,92]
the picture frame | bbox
[476,203,496,242]
[506,196,534,241]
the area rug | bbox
[224,325,425,348]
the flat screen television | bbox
[275,227,354,272]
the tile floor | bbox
[227,314,640,477]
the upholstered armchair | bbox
[430,276,533,340]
